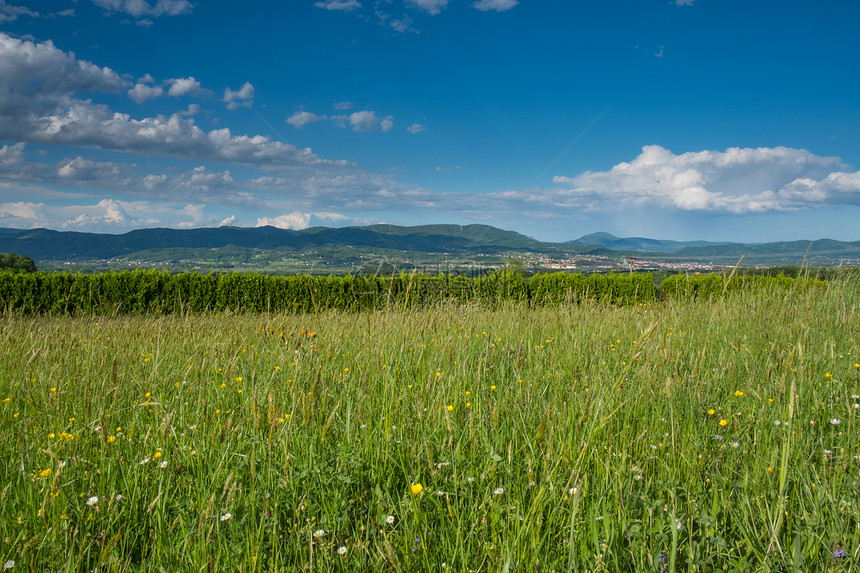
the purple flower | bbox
[834,548,848,558]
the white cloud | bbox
[314,0,361,11]
[256,212,312,230]
[409,0,447,15]
[550,145,860,213]
[223,82,254,109]
[349,110,379,132]
[0,1,38,23]
[0,32,127,118]
[90,0,193,18]
[407,123,425,134]
[380,116,394,132]
[287,111,323,129]
[128,77,164,103]
[334,101,352,110]
[0,36,346,172]
[473,0,518,12]
[167,76,202,97]
[675,0,695,5]
[219,214,236,226]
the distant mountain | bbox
[569,232,860,263]
[569,232,727,253]
[0,224,567,262]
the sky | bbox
[0,0,859,243]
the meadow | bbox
[1,276,858,572]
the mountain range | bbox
[1,225,859,269]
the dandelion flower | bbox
[410,483,423,495]
[220,513,232,521]
[494,487,504,495]
[337,546,347,555]
[386,515,395,524]
[86,496,98,506]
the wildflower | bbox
[436,491,444,496]
[313,529,325,538]
[116,495,124,500]
[831,418,841,425]
[446,405,454,412]
[220,513,232,521]
[86,496,98,506]
[386,515,395,524]
[490,385,496,391]
[834,548,848,558]
[569,487,578,495]
[774,420,781,426]
[140,458,150,465]
[730,441,739,448]
[153,451,162,459]
[494,487,504,495]
[410,483,423,495]
[734,391,744,397]
[673,518,683,531]
[107,435,116,443]
[337,546,347,555]
[3,560,13,570]
[719,419,728,427]
[160,461,168,468]
[40,468,51,477]
[466,477,474,483]
[707,409,715,415]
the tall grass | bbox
[1,277,858,571]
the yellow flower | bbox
[50,387,56,392]
[145,392,151,398]
[707,409,715,415]
[734,391,744,397]
[235,377,243,383]
[153,451,162,459]
[1,397,8,403]
[446,405,454,412]
[48,433,55,439]
[490,385,496,391]
[220,383,226,388]
[465,402,471,408]
[107,436,116,443]
[825,373,832,378]
[410,483,423,495]
[40,468,51,477]
[719,419,728,426]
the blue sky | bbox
[1,0,858,242]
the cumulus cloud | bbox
[90,0,193,18]
[348,111,379,132]
[223,82,254,109]
[313,0,361,11]
[473,0,518,12]
[0,32,127,118]
[286,111,323,129]
[409,0,447,15]
[256,212,312,230]
[380,116,394,132]
[550,145,860,213]
[0,198,163,231]
[407,123,425,134]
[0,1,38,22]
[128,75,163,103]
[167,76,203,97]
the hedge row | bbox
[659,272,827,300]
[0,269,656,315]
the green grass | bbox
[1,278,859,572]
